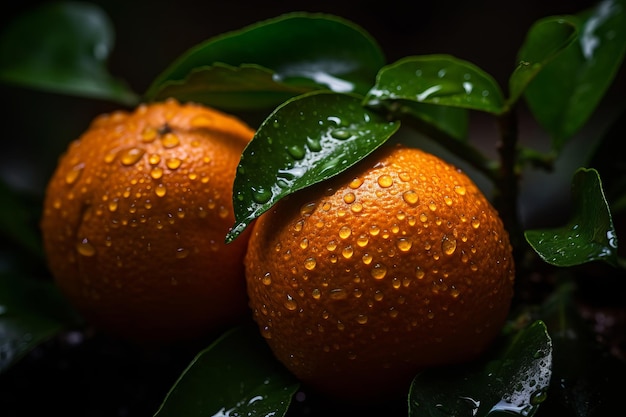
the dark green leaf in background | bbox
[146,12,386,105]
[524,168,619,267]
[365,55,506,114]
[145,63,313,112]
[509,16,579,105]
[227,91,400,243]
[0,2,138,105]
[154,323,299,417]
[524,0,626,150]
[408,320,552,417]
[0,269,81,373]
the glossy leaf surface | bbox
[509,16,578,104]
[155,323,299,417]
[409,320,552,417]
[0,2,138,105]
[525,168,619,267]
[365,55,505,114]
[524,0,626,149]
[227,91,400,242]
[146,13,385,105]
[144,63,312,111]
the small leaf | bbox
[148,63,313,111]
[146,12,386,102]
[0,270,82,373]
[227,91,400,243]
[509,16,579,104]
[0,2,138,105]
[524,168,619,267]
[154,323,299,417]
[365,55,505,114]
[408,320,552,417]
[524,0,626,150]
[387,100,469,141]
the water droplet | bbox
[471,217,481,229]
[284,295,298,311]
[306,136,322,152]
[402,190,419,205]
[65,163,84,185]
[262,272,272,285]
[141,126,158,142]
[150,167,164,179]
[343,192,356,204]
[77,238,96,257]
[339,226,352,239]
[428,201,437,211]
[161,132,180,148]
[396,238,413,252]
[252,187,272,204]
[442,235,457,255]
[454,185,466,195]
[444,196,453,206]
[419,213,428,223]
[287,144,306,160]
[329,288,348,300]
[371,263,387,279]
[356,315,368,324]
[369,225,380,236]
[312,288,321,299]
[300,202,316,216]
[119,147,145,166]
[415,266,425,279]
[155,183,167,197]
[331,129,351,140]
[377,174,393,188]
[175,247,189,259]
[108,199,119,212]
[326,240,337,251]
[362,253,373,265]
[166,158,182,170]
[398,172,411,182]
[304,257,317,270]
[349,177,363,189]
[357,234,369,247]
[342,246,354,259]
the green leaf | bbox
[408,320,552,417]
[524,0,626,150]
[524,168,619,267]
[0,2,138,105]
[509,16,579,104]
[154,323,300,417]
[0,270,82,373]
[147,63,313,112]
[227,91,400,243]
[145,12,386,105]
[386,100,469,141]
[365,55,505,114]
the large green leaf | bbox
[524,168,619,267]
[145,12,386,106]
[509,16,579,104]
[524,0,626,150]
[408,320,552,417]
[364,55,505,114]
[0,2,138,105]
[154,323,299,417]
[144,63,312,111]
[227,91,399,243]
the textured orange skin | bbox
[245,144,515,401]
[41,99,254,343]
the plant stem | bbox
[495,106,524,258]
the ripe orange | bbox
[245,143,515,401]
[41,99,255,343]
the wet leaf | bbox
[408,320,552,417]
[0,1,138,105]
[509,16,579,104]
[144,63,312,112]
[525,168,619,267]
[0,269,81,373]
[227,91,399,243]
[524,0,626,150]
[154,323,299,417]
[384,100,469,141]
[145,12,385,105]
[364,55,505,114]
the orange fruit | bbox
[245,143,515,401]
[41,98,255,343]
